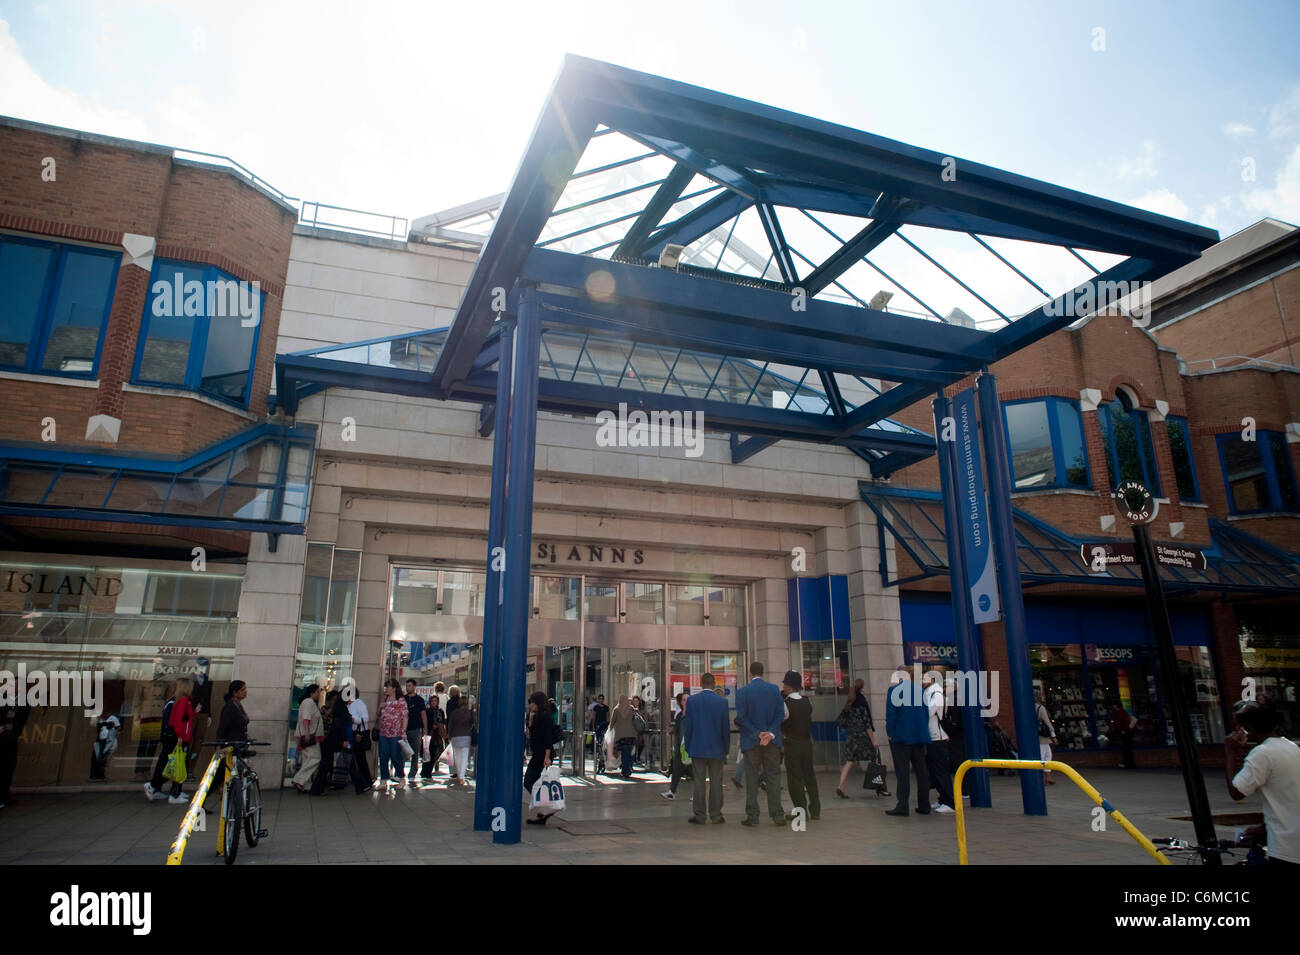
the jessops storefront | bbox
[0,559,241,788]
[388,554,750,775]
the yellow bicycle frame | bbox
[953,758,1170,865]
[165,746,233,866]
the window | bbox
[1217,431,1299,513]
[1001,398,1090,490]
[1166,416,1200,502]
[133,259,262,407]
[0,235,119,377]
[1098,392,1161,495]
[143,572,241,617]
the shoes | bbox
[885,808,909,817]
[167,794,187,805]
[917,808,931,815]
[688,817,704,825]
[1046,777,1055,785]
[810,814,820,821]
[359,786,374,794]
[712,816,725,824]
[144,783,163,802]
[935,804,955,813]
[835,788,849,799]
[732,779,742,789]
[772,819,785,827]
[741,818,758,827]
[293,782,306,792]
[660,791,675,800]
[525,814,550,826]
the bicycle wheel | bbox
[243,775,262,847]
[222,781,241,864]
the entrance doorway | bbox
[387,564,749,781]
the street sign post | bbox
[1116,481,1220,864]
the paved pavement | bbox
[0,764,1264,865]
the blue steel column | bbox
[932,393,992,809]
[490,286,541,845]
[976,372,1047,815]
[473,316,514,831]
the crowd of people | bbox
[59,663,1295,866]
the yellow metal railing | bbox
[954,758,1170,865]
[165,747,230,866]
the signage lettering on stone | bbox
[534,543,645,566]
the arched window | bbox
[1097,389,1162,495]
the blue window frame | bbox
[1098,393,1162,496]
[1166,416,1201,503]
[0,235,120,378]
[1217,431,1299,514]
[133,259,264,408]
[1001,397,1091,490]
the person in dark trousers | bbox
[422,692,445,780]
[205,680,249,812]
[781,670,820,821]
[923,672,956,813]
[885,667,931,817]
[682,673,730,824]
[735,661,786,827]
[609,696,638,779]
[524,692,555,825]
[662,692,688,800]
[403,680,427,785]
[146,677,195,803]
[313,691,370,794]
[1109,701,1136,768]
[0,704,32,809]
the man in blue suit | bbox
[682,673,731,824]
[735,661,786,826]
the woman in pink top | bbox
[376,679,409,791]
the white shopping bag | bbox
[529,764,565,814]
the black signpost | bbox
[1116,481,1220,864]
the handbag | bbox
[353,721,371,752]
[162,743,187,784]
[835,708,850,730]
[862,746,888,795]
[632,713,647,734]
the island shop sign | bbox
[3,569,121,597]
[533,542,646,566]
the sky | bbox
[1,0,1298,244]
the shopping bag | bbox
[529,764,565,814]
[161,744,187,784]
[398,736,414,759]
[332,750,354,788]
[863,747,888,794]
[422,735,432,762]
[679,740,692,766]
[439,744,455,771]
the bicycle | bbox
[1151,837,1240,865]
[203,739,269,864]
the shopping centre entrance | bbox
[388,565,748,778]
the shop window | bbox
[133,259,262,407]
[1002,398,1090,490]
[536,577,579,620]
[0,235,119,377]
[1217,431,1299,514]
[144,572,242,617]
[1098,392,1162,495]
[1166,416,1200,503]
[1237,606,1300,736]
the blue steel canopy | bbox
[420,55,1217,471]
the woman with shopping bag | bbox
[377,680,409,792]
[524,692,557,825]
[145,677,194,804]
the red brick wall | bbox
[1153,268,1300,368]
[0,122,295,450]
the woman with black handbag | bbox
[835,679,886,799]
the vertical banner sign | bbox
[953,388,1000,623]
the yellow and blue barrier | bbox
[165,747,229,866]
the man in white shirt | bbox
[923,672,955,813]
[1225,699,1300,867]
